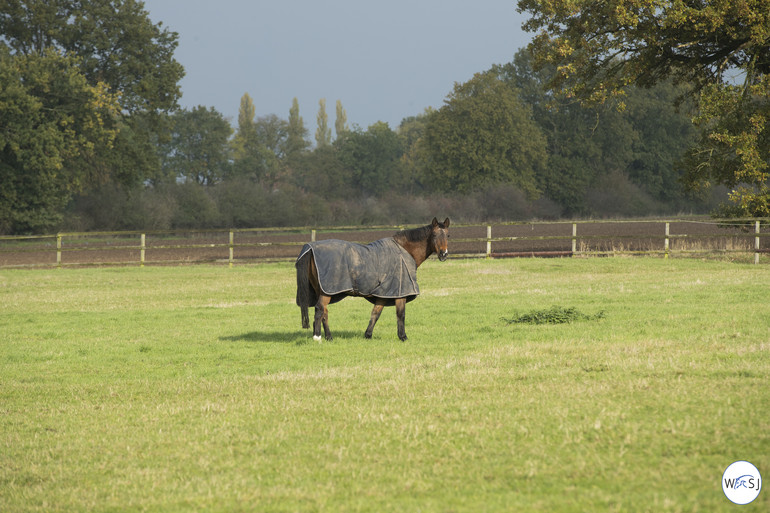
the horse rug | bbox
[297,238,420,304]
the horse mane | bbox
[393,224,432,244]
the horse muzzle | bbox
[438,250,448,261]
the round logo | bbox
[722,460,762,505]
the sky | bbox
[141,0,533,130]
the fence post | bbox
[311,229,316,242]
[140,233,145,267]
[229,231,234,267]
[755,220,761,265]
[664,222,670,259]
[486,226,492,257]
[56,234,62,267]
[572,223,577,255]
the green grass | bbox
[1,257,768,512]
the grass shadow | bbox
[220,329,363,345]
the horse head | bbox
[431,217,450,261]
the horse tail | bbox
[296,251,313,329]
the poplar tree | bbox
[237,93,256,136]
[230,93,257,178]
[315,98,332,148]
[335,100,349,139]
[287,97,309,156]
[233,92,257,156]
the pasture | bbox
[1,257,768,512]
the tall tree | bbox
[237,93,256,136]
[231,92,259,179]
[286,97,309,157]
[315,98,332,148]
[517,0,770,216]
[421,71,547,196]
[0,0,184,232]
[335,100,348,139]
[0,48,120,233]
[0,0,183,114]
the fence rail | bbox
[1,218,768,268]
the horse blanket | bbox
[297,237,420,304]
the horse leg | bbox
[297,252,316,329]
[299,254,321,331]
[313,294,333,342]
[395,297,407,341]
[364,300,386,339]
[321,296,333,341]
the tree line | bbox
[2,0,766,235]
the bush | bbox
[60,172,715,235]
[503,306,606,325]
[584,171,664,217]
[169,182,220,228]
[213,179,269,228]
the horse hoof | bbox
[364,332,372,339]
[313,335,322,342]
[399,335,408,342]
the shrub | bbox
[503,306,606,325]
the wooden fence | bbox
[1,218,768,268]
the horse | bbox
[295,217,450,341]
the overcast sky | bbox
[141,0,533,130]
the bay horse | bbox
[295,217,450,341]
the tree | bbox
[336,122,407,196]
[1,0,183,114]
[287,97,310,157]
[292,146,353,199]
[161,106,232,185]
[254,114,289,187]
[624,81,699,203]
[231,93,260,179]
[0,0,184,232]
[420,71,547,196]
[315,98,332,148]
[398,110,434,193]
[237,93,256,137]
[335,100,348,139]
[517,0,770,216]
[499,49,699,215]
[231,107,289,186]
[682,80,770,216]
[0,48,120,233]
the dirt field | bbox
[1,220,768,268]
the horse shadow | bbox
[220,330,363,345]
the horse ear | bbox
[431,217,439,227]
[443,218,450,228]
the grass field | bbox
[1,257,768,512]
